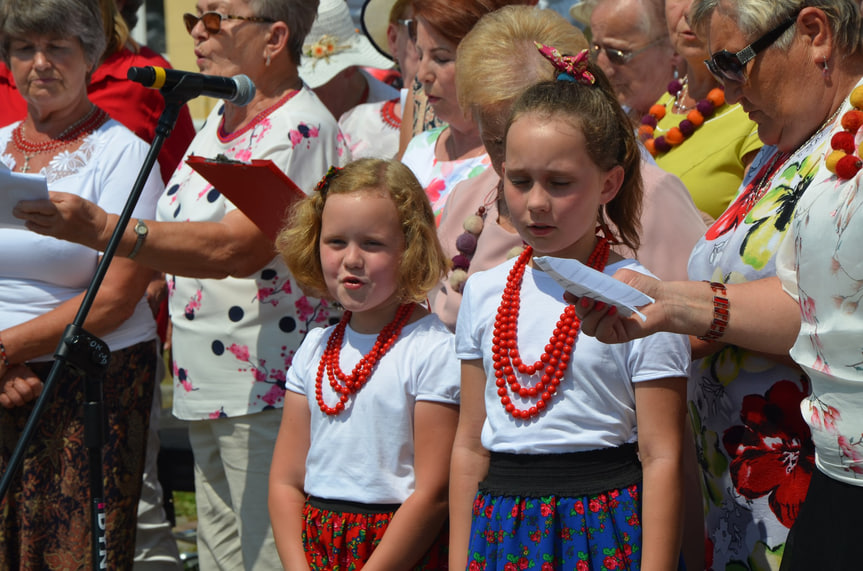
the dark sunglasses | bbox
[704,12,798,84]
[183,11,274,35]
[589,37,664,66]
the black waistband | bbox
[479,443,642,498]
[307,495,401,515]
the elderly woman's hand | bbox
[0,364,43,409]
[14,191,112,251]
[570,268,669,344]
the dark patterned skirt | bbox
[303,495,448,570]
[467,445,645,571]
[0,340,156,570]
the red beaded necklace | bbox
[493,237,610,420]
[826,85,863,180]
[12,105,108,173]
[314,303,414,416]
[639,78,725,157]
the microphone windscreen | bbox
[231,75,256,106]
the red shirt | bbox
[0,45,196,183]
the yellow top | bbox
[653,92,762,219]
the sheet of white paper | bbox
[533,256,654,321]
[0,168,49,229]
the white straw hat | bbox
[299,0,394,88]
[361,0,396,60]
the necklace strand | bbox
[12,106,107,173]
[639,78,725,157]
[492,238,610,420]
[314,303,414,416]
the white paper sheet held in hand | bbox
[533,256,654,321]
[0,162,49,229]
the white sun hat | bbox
[569,0,597,27]
[299,0,395,89]
[360,0,397,60]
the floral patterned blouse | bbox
[686,125,832,569]
[777,79,863,487]
[401,126,491,223]
[157,86,348,420]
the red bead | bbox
[837,154,863,179]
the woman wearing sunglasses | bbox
[14,0,349,569]
[573,1,863,569]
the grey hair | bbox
[249,0,320,64]
[0,0,106,67]
[691,0,863,56]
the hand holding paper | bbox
[533,256,655,321]
[0,166,49,229]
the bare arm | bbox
[363,401,459,570]
[268,391,312,571]
[449,359,490,570]
[0,255,153,373]
[634,377,687,571]
[574,271,800,355]
[15,192,277,279]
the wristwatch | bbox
[129,219,148,259]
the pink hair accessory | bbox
[534,42,595,86]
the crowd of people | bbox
[1,0,862,569]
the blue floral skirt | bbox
[466,446,644,571]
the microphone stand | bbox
[0,89,189,570]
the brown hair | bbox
[505,65,643,251]
[278,159,449,304]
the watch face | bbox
[135,220,148,236]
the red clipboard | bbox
[186,154,306,241]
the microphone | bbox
[127,66,256,106]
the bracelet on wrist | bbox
[698,281,729,342]
[0,335,9,368]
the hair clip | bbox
[534,42,595,86]
[315,166,342,196]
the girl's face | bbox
[319,189,406,332]
[414,18,463,128]
[503,113,622,262]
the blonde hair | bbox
[456,6,589,110]
[278,159,449,304]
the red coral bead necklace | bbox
[492,237,610,420]
[315,303,414,415]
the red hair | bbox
[411,0,530,46]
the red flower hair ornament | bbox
[534,42,595,85]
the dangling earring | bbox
[266,53,271,67]
[821,57,830,79]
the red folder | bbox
[186,154,307,241]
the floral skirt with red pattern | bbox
[302,499,448,570]
[466,485,643,571]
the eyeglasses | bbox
[589,37,665,66]
[183,11,275,35]
[397,18,416,43]
[704,12,798,84]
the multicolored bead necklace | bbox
[314,303,414,416]
[492,237,610,420]
[826,85,863,179]
[12,105,108,173]
[639,77,725,157]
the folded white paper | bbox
[0,166,49,229]
[533,256,654,321]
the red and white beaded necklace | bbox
[11,105,108,173]
[314,303,414,416]
[492,237,610,420]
